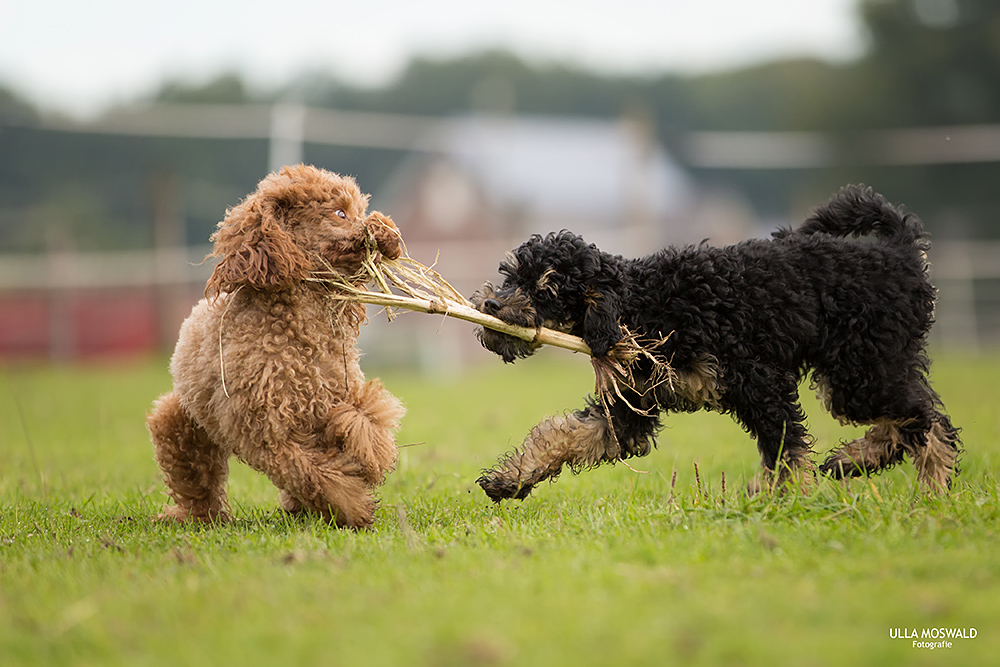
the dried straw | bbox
[313,232,677,422]
[317,253,593,355]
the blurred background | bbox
[1,0,998,370]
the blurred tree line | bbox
[1,0,999,253]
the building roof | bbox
[422,114,692,223]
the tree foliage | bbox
[2,0,1000,252]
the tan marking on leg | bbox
[913,420,959,492]
[810,374,862,427]
[822,419,907,478]
[749,449,816,495]
[823,417,958,491]
[776,450,817,489]
[479,411,612,500]
[670,355,724,409]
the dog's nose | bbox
[482,298,502,315]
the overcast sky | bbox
[0,0,865,118]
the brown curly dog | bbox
[147,164,405,528]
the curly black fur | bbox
[472,185,961,501]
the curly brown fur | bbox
[472,185,961,501]
[147,164,405,528]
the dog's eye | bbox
[334,209,347,219]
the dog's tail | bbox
[784,184,926,246]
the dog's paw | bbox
[365,211,402,260]
[279,490,306,514]
[477,472,535,503]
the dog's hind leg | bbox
[911,412,961,490]
[817,373,961,491]
[148,391,231,522]
[820,411,960,492]
[819,421,906,481]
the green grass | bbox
[2,350,999,666]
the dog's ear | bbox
[582,281,623,357]
[206,198,311,298]
[576,246,623,357]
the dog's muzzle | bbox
[470,283,542,363]
[480,298,503,315]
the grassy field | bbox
[1,349,998,666]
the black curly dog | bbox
[471,185,960,501]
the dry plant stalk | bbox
[314,237,676,420]
[323,254,593,355]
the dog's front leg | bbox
[245,380,403,529]
[326,378,405,486]
[478,405,616,502]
